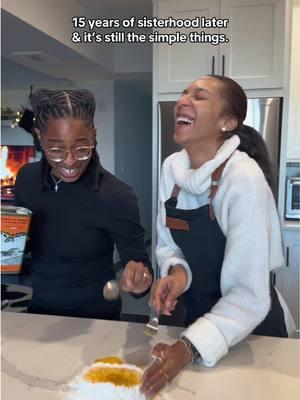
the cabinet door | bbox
[286,4,300,160]
[276,230,300,331]
[157,0,219,93]
[220,0,285,89]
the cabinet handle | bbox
[211,56,215,75]
[222,55,225,76]
[286,246,290,267]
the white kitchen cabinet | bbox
[155,0,286,92]
[286,3,300,161]
[157,0,219,92]
[275,229,300,331]
[220,0,285,89]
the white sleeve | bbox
[155,159,193,291]
[183,162,282,366]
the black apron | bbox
[165,160,287,337]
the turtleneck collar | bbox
[170,135,240,195]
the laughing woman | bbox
[14,89,152,320]
[141,75,295,398]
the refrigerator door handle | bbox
[211,56,215,75]
[222,55,225,76]
[286,246,290,267]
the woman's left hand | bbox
[140,341,192,398]
[121,261,153,294]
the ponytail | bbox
[236,125,276,196]
[207,75,277,196]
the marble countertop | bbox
[1,312,299,400]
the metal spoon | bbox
[103,280,120,301]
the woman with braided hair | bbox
[14,89,153,320]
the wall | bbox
[1,126,35,147]
[114,80,152,240]
[77,80,115,173]
[114,43,152,74]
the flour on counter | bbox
[64,362,147,400]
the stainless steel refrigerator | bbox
[158,97,282,198]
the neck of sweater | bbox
[171,135,240,195]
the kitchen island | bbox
[1,312,299,400]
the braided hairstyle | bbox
[207,75,276,196]
[30,89,102,191]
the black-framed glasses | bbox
[44,146,94,162]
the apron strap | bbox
[209,159,229,220]
[169,157,230,221]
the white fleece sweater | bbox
[156,135,288,367]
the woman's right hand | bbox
[151,266,187,316]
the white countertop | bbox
[1,312,299,400]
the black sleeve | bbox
[108,186,153,297]
[14,166,26,207]
[14,165,31,253]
